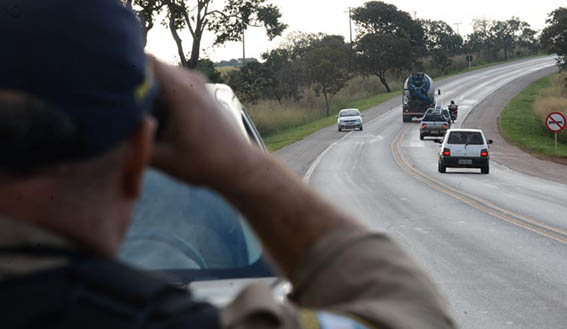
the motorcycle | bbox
[449,105,458,123]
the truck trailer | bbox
[402,72,438,122]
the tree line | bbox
[215,58,259,67]
[122,1,566,116]
[225,1,546,115]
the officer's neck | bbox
[0,175,133,258]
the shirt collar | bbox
[0,215,74,249]
[0,215,75,279]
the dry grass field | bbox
[533,72,567,140]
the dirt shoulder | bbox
[462,66,566,184]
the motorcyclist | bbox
[448,101,458,122]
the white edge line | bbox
[303,138,341,183]
[303,105,400,183]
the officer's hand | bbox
[150,59,260,189]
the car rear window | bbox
[447,131,484,145]
[423,114,445,121]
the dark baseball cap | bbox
[0,0,157,165]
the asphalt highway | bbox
[276,57,566,329]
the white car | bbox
[120,84,287,306]
[337,108,363,131]
[435,129,493,174]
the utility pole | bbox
[348,7,353,46]
[241,20,246,67]
[454,22,462,35]
[242,28,246,67]
[344,7,353,48]
[413,11,417,20]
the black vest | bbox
[0,247,220,329]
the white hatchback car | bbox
[435,129,493,174]
[337,108,363,131]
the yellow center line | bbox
[391,125,567,245]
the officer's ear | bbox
[121,116,156,198]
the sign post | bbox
[466,55,473,70]
[545,112,566,150]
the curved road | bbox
[277,57,566,329]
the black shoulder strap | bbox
[0,248,220,329]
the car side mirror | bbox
[438,89,442,95]
[488,140,493,144]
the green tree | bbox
[261,48,306,103]
[166,0,287,68]
[541,7,567,70]
[210,0,287,45]
[354,33,412,92]
[194,59,224,83]
[121,0,165,45]
[351,1,425,91]
[468,18,497,60]
[304,35,351,116]
[224,62,274,104]
[463,31,485,61]
[518,27,539,54]
[421,20,463,73]
[352,1,425,60]
[491,17,530,60]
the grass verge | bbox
[499,75,567,158]
[264,91,401,151]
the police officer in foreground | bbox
[0,1,455,328]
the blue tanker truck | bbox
[402,72,439,122]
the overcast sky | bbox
[144,0,565,64]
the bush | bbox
[247,74,402,137]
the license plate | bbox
[459,159,472,165]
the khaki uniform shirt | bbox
[0,216,455,329]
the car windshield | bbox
[119,169,273,283]
[423,114,445,121]
[447,131,485,145]
[340,110,360,117]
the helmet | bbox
[450,100,455,104]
